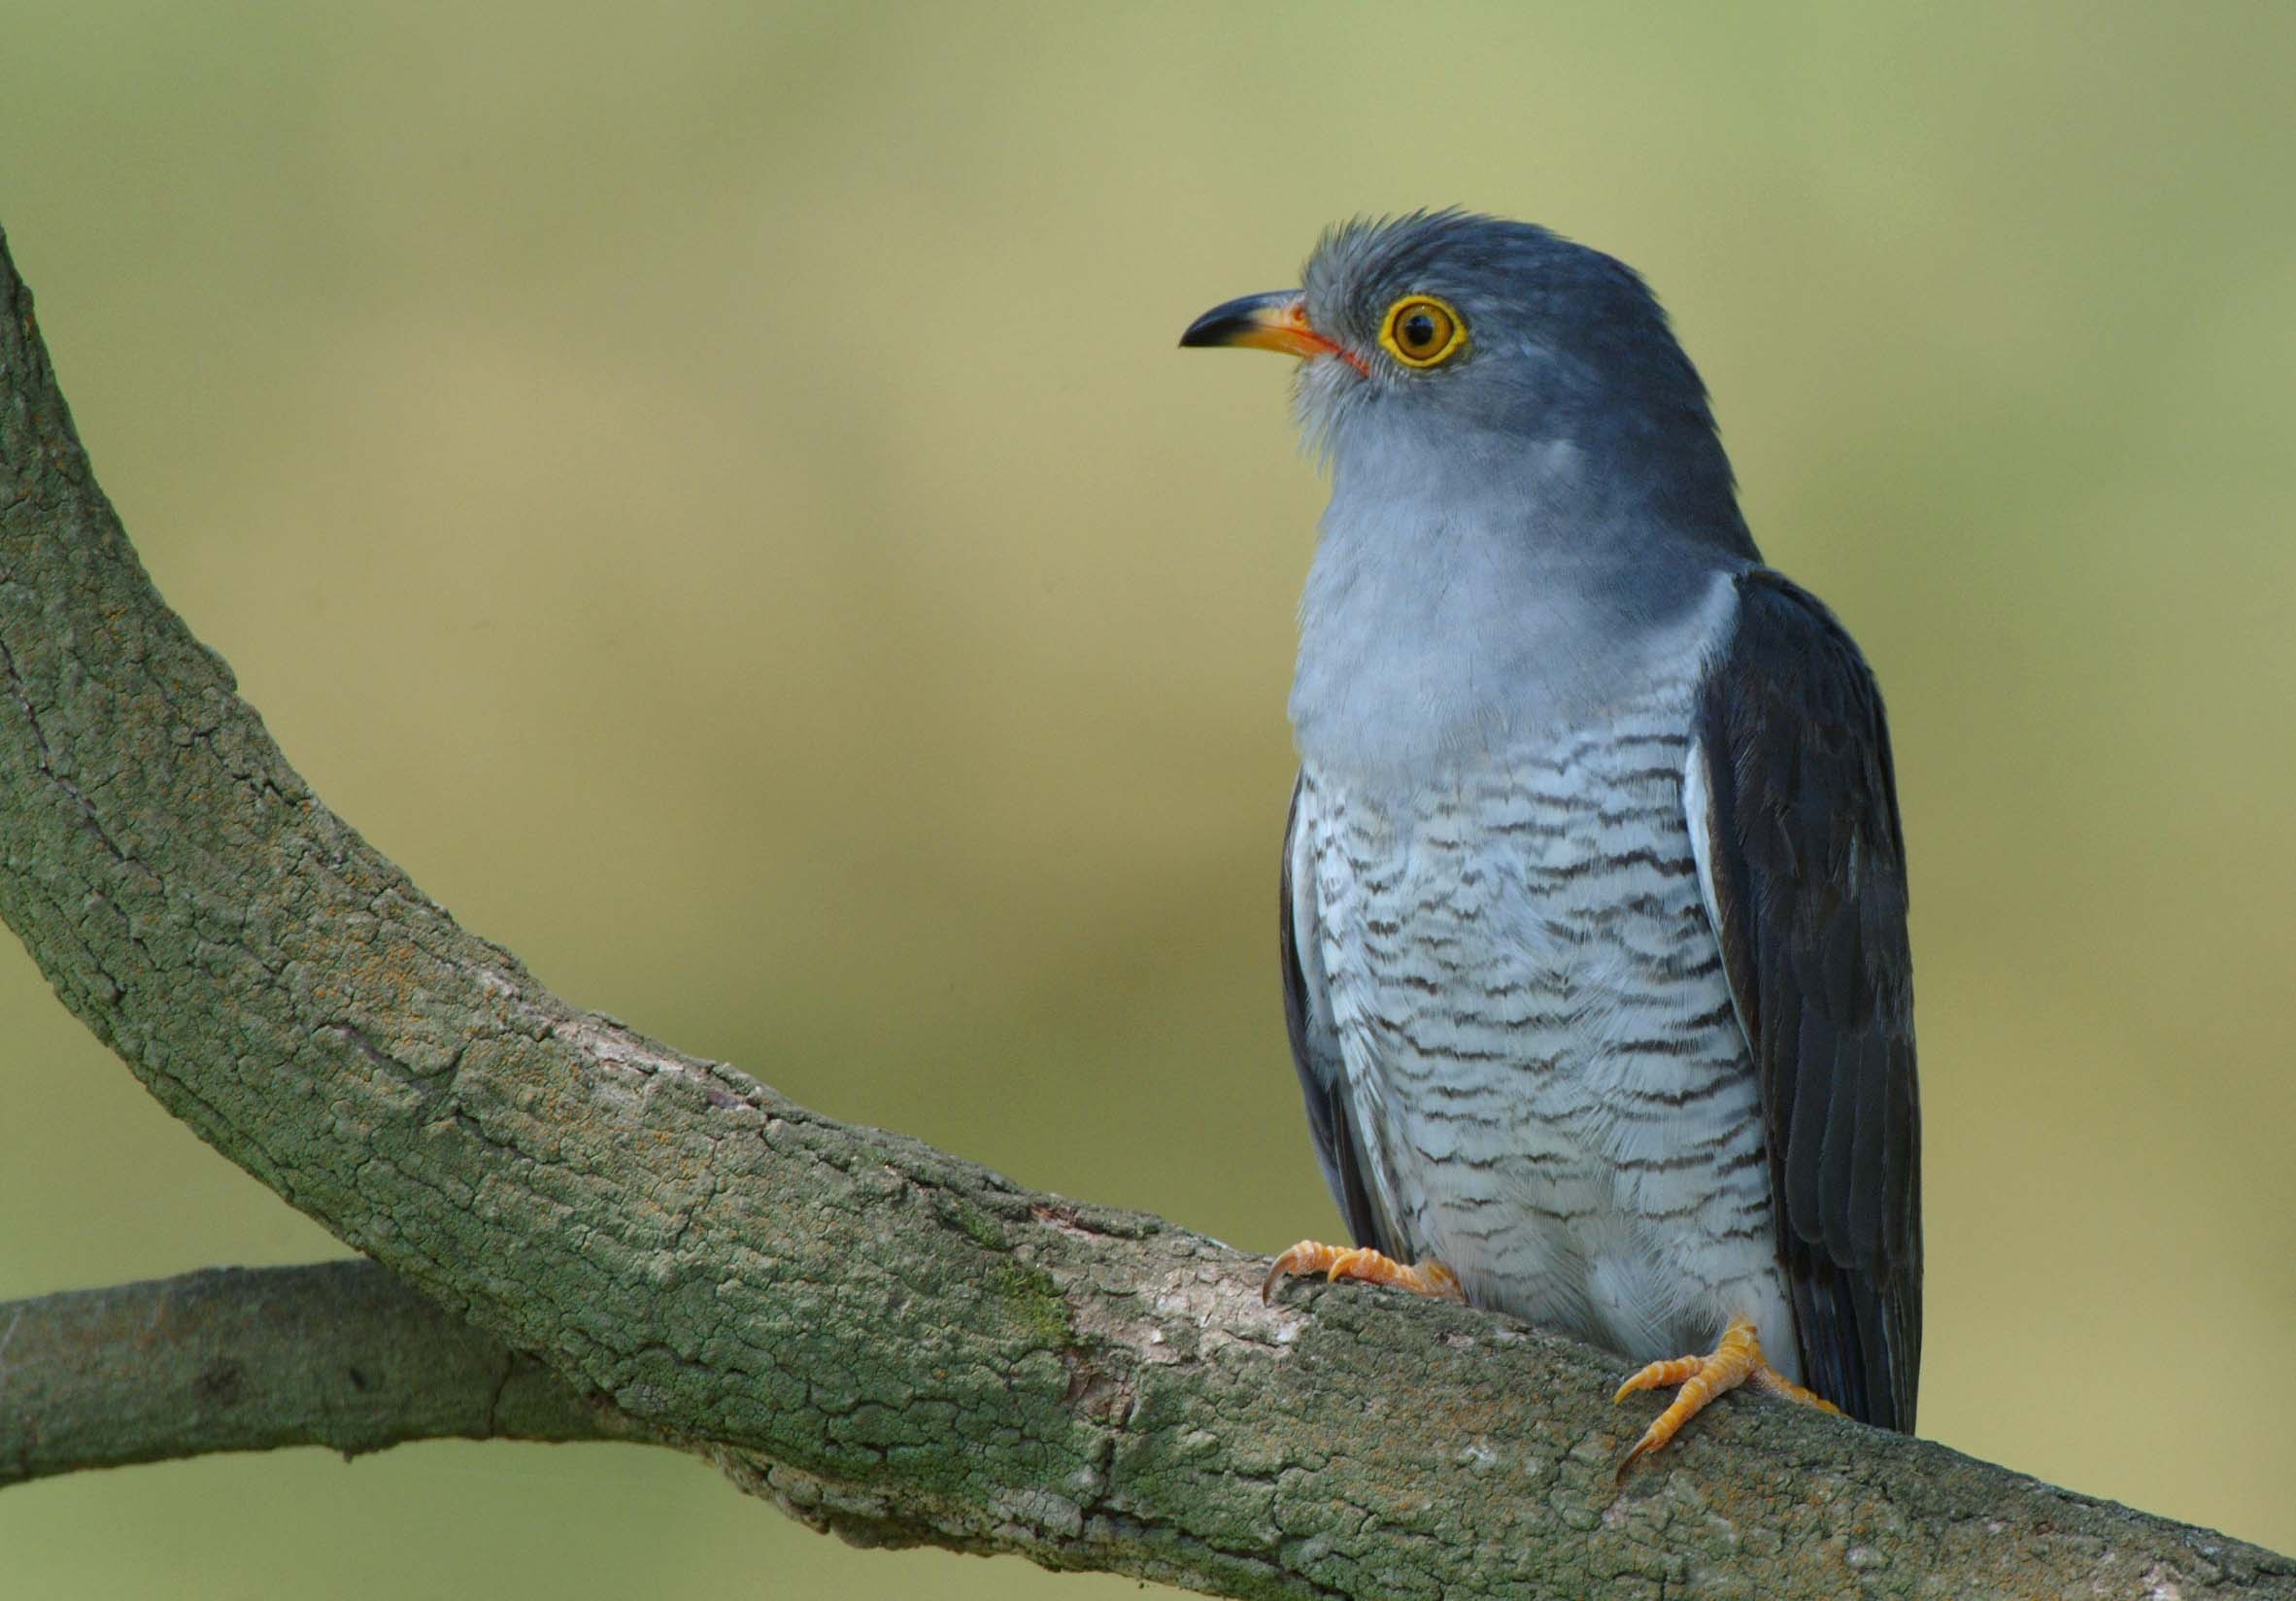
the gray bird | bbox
[1181,213,1919,1467]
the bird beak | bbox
[1180,290,1364,373]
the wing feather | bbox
[1280,776,1388,1253]
[1691,569,1922,1431]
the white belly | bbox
[1301,690,1797,1372]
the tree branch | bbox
[0,1261,651,1484]
[1,221,2289,1598]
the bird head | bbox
[1182,211,1751,554]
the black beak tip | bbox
[1178,290,1298,351]
[1177,309,1233,349]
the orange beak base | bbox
[1179,290,1367,375]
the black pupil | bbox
[1401,311,1438,352]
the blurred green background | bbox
[4,1,2293,1593]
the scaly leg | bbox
[1612,1315,1840,1476]
[1261,1240,1464,1305]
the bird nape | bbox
[1181,211,1919,1476]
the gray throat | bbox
[1289,438,1742,786]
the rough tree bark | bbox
[0,1262,651,1484]
[0,221,2288,1600]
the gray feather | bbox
[1237,212,1919,1432]
[1691,569,1921,1431]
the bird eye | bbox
[1378,294,1467,368]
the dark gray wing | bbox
[1690,569,1922,1432]
[1281,775,1389,1252]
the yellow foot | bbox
[1611,1316,1840,1478]
[1261,1240,1464,1305]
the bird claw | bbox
[1261,1240,1464,1305]
[1611,1316,1840,1478]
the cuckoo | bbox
[1180,213,1920,1469]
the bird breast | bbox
[1295,603,1798,1371]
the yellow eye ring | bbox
[1378,294,1468,368]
